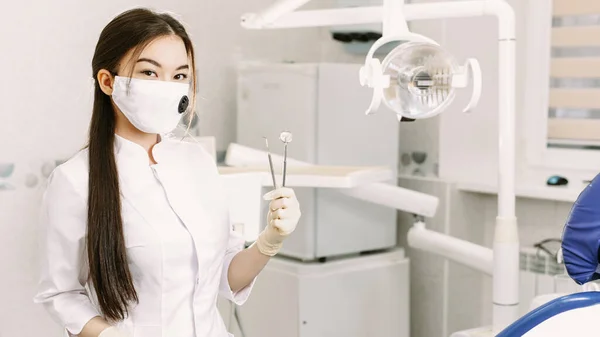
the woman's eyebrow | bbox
[137,58,161,67]
[137,58,188,71]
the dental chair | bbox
[497,173,600,336]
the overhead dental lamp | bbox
[241,1,516,336]
[359,34,482,120]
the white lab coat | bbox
[34,135,254,337]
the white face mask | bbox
[111,76,190,134]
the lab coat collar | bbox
[112,133,172,195]
[114,133,161,166]
[112,133,188,192]
[113,133,185,167]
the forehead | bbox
[124,35,189,68]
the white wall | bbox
[0,1,362,336]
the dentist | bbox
[33,8,301,337]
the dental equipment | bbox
[241,0,517,335]
[279,131,293,187]
[263,137,278,189]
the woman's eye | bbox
[141,70,157,77]
[174,74,188,80]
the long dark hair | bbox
[88,8,197,321]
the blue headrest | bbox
[562,173,600,285]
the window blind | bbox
[547,0,600,148]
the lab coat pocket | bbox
[132,325,161,337]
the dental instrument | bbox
[279,131,293,187]
[241,0,517,335]
[263,137,278,189]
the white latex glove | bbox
[98,327,130,337]
[255,187,301,256]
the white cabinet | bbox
[219,249,410,337]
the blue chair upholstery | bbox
[496,292,600,336]
[562,173,600,285]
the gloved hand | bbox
[255,187,301,256]
[98,327,130,337]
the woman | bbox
[33,8,301,337]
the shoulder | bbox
[46,149,89,200]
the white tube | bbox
[241,0,516,39]
[402,0,515,38]
[492,216,520,333]
[383,0,409,36]
[340,183,439,218]
[403,1,485,20]
[243,6,384,29]
[241,0,313,28]
[492,21,518,334]
[407,222,494,275]
[497,41,516,218]
[483,0,516,40]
